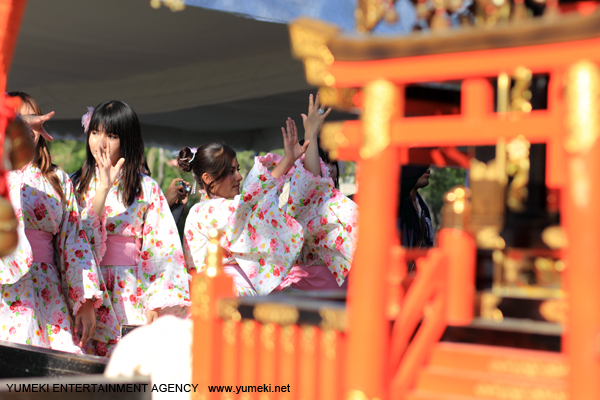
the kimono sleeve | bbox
[70,173,107,262]
[138,178,191,313]
[288,158,359,286]
[184,153,304,295]
[55,171,105,314]
[0,173,32,285]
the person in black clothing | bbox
[398,166,434,249]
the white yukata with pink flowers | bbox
[0,164,117,354]
[184,154,305,296]
[280,157,359,291]
[75,172,190,336]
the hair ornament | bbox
[81,107,94,133]
[189,147,197,164]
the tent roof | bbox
[8,0,355,151]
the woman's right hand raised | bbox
[272,118,310,179]
[93,140,125,190]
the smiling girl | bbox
[72,100,190,341]
[0,92,114,354]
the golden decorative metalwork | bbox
[480,292,503,322]
[488,358,569,378]
[289,19,338,86]
[192,276,210,321]
[506,135,531,212]
[565,60,600,154]
[440,186,472,232]
[539,299,568,324]
[319,308,346,332]
[260,323,276,351]
[469,140,508,249]
[241,320,256,348]
[149,0,185,12]
[510,67,533,113]
[319,87,359,110]
[217,298,241,322]
[473,383,567,400]
[356,0,398,34]
[253,303,299,326]
[473,0,511,27]
[542,226,568,250]
[360,80,400,159]
[321,122,347,160]
[281,326,295,354]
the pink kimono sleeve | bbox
[287,157,359,286]
[184,153,304,295]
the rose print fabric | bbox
[285,157,359,287]
[0,164,117,355]
[184,154,304,296]
[76,171,190,329]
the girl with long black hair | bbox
[72,100,190,353]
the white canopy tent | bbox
[8,0,369,151]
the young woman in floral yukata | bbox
[0,92,117,355]
[72,101,190,336]
[182,93,358,295]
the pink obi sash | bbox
[101,235,142,266]
[223,263,256,291]
[25,229,54,265]
[278,265,347,291]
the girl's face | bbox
[209,157,243,199]
[16,103,39,145]
[88,128,121,167]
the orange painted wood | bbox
[346,146,398,400]
[298,326,319,400]
[0,0,27,91]
[416,365,567,397]
[328,38,600,86]
[319,330,342,400]
[563,84,600,399]
[258,323,278,399]
[429,342,568,374]
[220,320,240,394]
[278,326,298,400]
[442,229,476,326]
[239,319,259,400]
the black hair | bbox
[72,100,144,207]
[177,142,237,198]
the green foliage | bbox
[47,139,87,174]
[420,166,467,229]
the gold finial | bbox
[206,228,223,277]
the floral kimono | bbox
[281,157,359,291]
[75,171,190,331]
[0,164,117,354]
[183,154,304,296]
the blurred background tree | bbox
[419,166,467,229]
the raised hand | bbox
[19,111,55,142]
[282,118,310,163]
[272,118,310,179]
[301,93,331,142]
[93,139,125,191]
